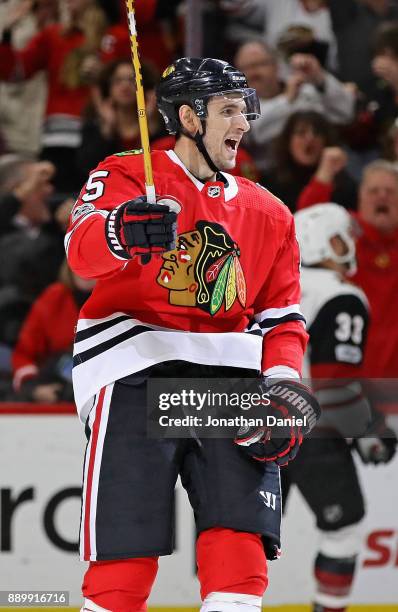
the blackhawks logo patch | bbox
[157,221,246,315]
[114,149,143,157]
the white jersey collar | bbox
[166,149,238,202]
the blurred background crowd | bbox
[0,0,398,404]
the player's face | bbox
[203,94,250,171]
[289,121,325,167]
[359,169,398,233]
[110,63,136,107]
[157,230,203,291]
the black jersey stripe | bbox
[246,328,263,337]
[75,315,132,343]
[73,324,154,367]
[258,313,306,329]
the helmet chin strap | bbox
[182,119,220,176]
[193,131,220,175]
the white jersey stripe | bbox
[73,329,263,422]
[254,303,304,324]
[74,316,188,354]
[76,311,133,331]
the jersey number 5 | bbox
[81,170,110,203]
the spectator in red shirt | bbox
[12,260,95,403]
[297,159,398,379]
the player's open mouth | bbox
[375,204,389,215]
[225,138,238,151]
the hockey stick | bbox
[125,0,156,204]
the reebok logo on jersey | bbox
[269,384,318,429]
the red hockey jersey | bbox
[65,150,307,420]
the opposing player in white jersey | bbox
[65,57,321,612]
[285,203,396,612]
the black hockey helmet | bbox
[156,57,260,135]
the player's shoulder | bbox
[230,175,292,221]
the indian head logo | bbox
[157,220,246,315]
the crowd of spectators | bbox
[0,0,398,402]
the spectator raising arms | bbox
[77,60,165,178]
[0,155,69,349]
[263,111,357,212]
[0,0,131,192]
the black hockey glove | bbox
[352,414,397,465]
[234,380,321,467]
[105,195,180,263]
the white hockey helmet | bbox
[294,203,357,274]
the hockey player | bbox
[287,203,397,612]
[65,57,321,612]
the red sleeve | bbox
[253,213,308,376]
[65,156,145,279]
[296,178,334,210]
[0,28,50,80]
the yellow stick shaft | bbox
[125,0,156,203]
